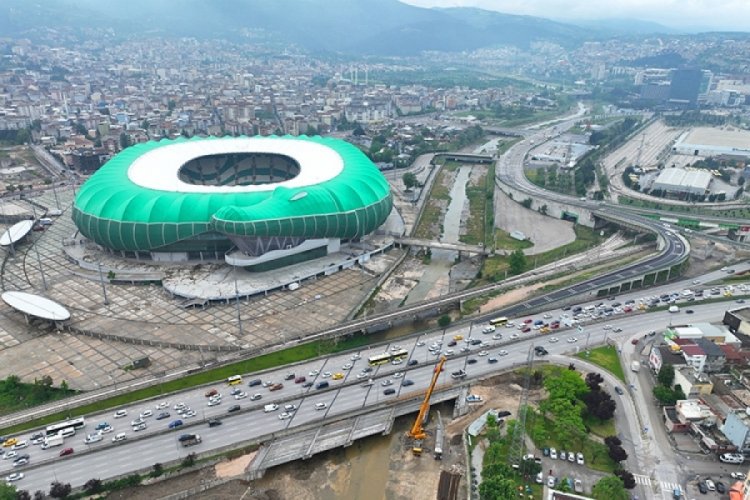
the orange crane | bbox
[408,356,446,455]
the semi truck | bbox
[631,361,641,372]
[178,434,202,447]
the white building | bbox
[652,168,712,196]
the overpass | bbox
[395,237,492,256]
[433,152,494,164]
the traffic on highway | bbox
[3,263,748,492]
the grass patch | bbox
[527,408,617,473]
[0,332,381,435]
[583,414,616,438]
[493,229,533,251]
[575,345,625,383]
[461,167,490,246]
[414,165,454,240]
[0,377,77,415]
[618,195,750,219]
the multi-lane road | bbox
[4,263,748,493]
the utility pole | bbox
[234,272,243,337]
[97,262,109,305]
[508,344,534,466]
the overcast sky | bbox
[399,0,750,32]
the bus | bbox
[226,375,243,386]
[489,316,509,327]
[45,417,86,437]
[368,349,410,366]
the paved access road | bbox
[4,263,747,492]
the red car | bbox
[59,448,74,457]
[631,339,639,345]
[521,326,531,333]
[294,376,306,384]
[523,318,533,324]
[204,388,218,398]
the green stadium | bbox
[72,136,392,271]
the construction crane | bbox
[408,356,446,456]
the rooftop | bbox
[682,127,750,149]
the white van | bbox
[38,218,53,226]
[668,305,680,313]
[263,404,279,413]
[719,453,745,464]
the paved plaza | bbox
[0,187,400,390]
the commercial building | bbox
[672,127,750,160]
[652,168,712,196]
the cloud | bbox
[399,0,750,31]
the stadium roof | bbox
[72,136,392,252]
[1,291,71,321]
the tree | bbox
[479,476,516,500]
[657,364,675,387]
[521,198,533,209]
[591,475,629,500]
[585,372,604,391]
[607,444,628,463]
[33,492,44,500]
[181,452,197,468]
[508,250,526,275]
[604,436,622,448]
[615,469,636,489]
[402,172,418,191]
[539,204,548,215]
[653,385,679,405]
[16,490,31,500]
[83,478,103,495]
[437,315,451,328]
[119,132,131,149]
[304,125,318,136]
[352,124,365,136]
[151,462,164,477]
[0,483,17,499]
[48,481,72,499]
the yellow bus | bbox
[226,375,243,386]
[489,316,509,326]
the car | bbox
[547,476,556,487]
[13,457,29,467]
[613,327,623,333]
[402,379,414,386]
[321,372,332,379]
[393,371,404,379]
[492,333,503,340]
[10,441,27,451]
[98,424,113,434]
[294,376,306,384]
[631,338,639,345]
[132,422,147,431]
[567,337,577,343]
[549,448,557,459]
[173,402,186,410]
[488,357,498,364]
[350,353,362,360]
[614,386,624,395]
[113,409,128,418]
[381,379,393,386]
[478,350,489,357]
[498,350,508,356]
[250,393,262,401]
[383,388,396,395]
[204,389,219,398]
[731,472,746,480]
[342,363,353,370]
[466,395,482,403]
[391,358,404,365]
[467,358,478,365]
[574,479,583,494]
[686,309,694,314]
[112,433,127,443]
[447,340,457,347]
[284,404,298,411]
[229,387,242,396]
[227,405,241,413]
[316,381,329,389]
[698,481,708,494]
[302,381,314,388]
[278,412,292,420]
[356,372,368,379]
[184,410,197,418]
[284,373,295,381]
[270,383,284,391]
[59,447,74,456]
[131,417,144,427]
[248,379,262,387]
[156,411,170,420]
[521,327,531,333]
[453,334,464,341]
[140,409,153,418]
[30,433,44,445]
[262,380,273,387]
[2,438,17,448]
[168,419,183,429]
[705,479,716,491]
[560,451,566,461]
[234,391,248,400]
[549,337,559,343]
[208,419,222,427]
[407,359,419,366]
[5,472,24,482]
[263,404,279,413]
[315,402,328,410]
[2,450,17,460]
[542,447,550,457]
[332,373,344,380]
[568,451,575,462]
[716,481,726,494]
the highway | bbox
[4,264,748,492]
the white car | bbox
[603,324,612,330]
[2,450,17,460]
[284,404,298,411]
[350,353,362,361]
[5,472,23,482]
[207,399,221,407]
[381,379,393,386]
[416,341,425,347]
[356,372,368,379]
[315,402,328,410]
[342,363,353,370]
[278,412,292,420]
[10,441,27,451]
[321,372,332,378]
[478,350,489,357]
[498,350,508,356]
[132,422,147,432]
[112,433,127,442]
[393,372,404,379]
[99,425,113,434]
[113,409,128,419]
[391,358,403,365]
[155,401,169,409]
[130,418,144,427]
[263,404,279,413]
[308,369,320,377]
[234,391,248,400]
[262,381,273,387]
[183,410,197,418]
[549,337,559,343]
[510,333,519,339]
[173,402,186,410]
[390,345,402,352]
[140,409,153,418]
[567,337,578,343]
[84,433,103,444]
[576,452,584,465]
[547,476,556,487]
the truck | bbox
[41,434,64,449]
[178,434,202,447]
[631,361,641,372]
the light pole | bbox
[97,262,109,305]
[234,271,243,337]
[33,235,47,290]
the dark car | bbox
[496,410,512,418]
[316,381,329,390]
[467,358,478,365]
[294,376,306,384]
[156,411,170,420]
[204,388,218,398]
[269,383,284,391]
[614,386,624,395]
[542,447,550,457]
[402,379,414,386]
[716,481,726,494]
[227,405,241,413]
[521,326,531,333]
[168,419,183,429]
[383,388,396,395]
[407,359,419,366]
[488,357,498,364]
[302,381,314,388]
[284,373,295,381]
[447,340,457,347]
[208,419,222,427]
[248,379,262,387]
[698,481,708,494]
[686,309,694,314]
[59,448,74,457]
[470,339,482,345]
